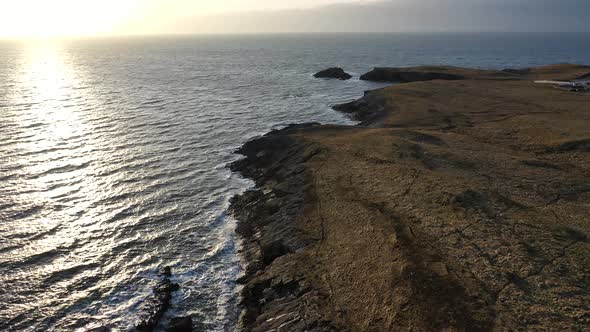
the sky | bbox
[0,0,588,38]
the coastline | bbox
[229,64,590,331]
[229,123,339,330]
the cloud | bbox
[126,0,590,34]
[118,0,590,34]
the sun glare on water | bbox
[0,0,142,39]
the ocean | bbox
[1,33,589,331]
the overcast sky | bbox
[1,0,589,38]
[122,0,590,34]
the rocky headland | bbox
[230,64,590,331]
[358,64,590,83]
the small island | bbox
[231,64,590,331]
[314,67,353,80]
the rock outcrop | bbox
[136,267,181,332]
[230,123,344,331]
[360,67,465,82]
[359,64,590,83]
[502,68,531,75]
[314,67,352,80]
[332,90,386,124]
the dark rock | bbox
[228,125,334,331]
[160,266,172,278]
[502,68,531,75]
[92,328,110,332]
[261,240,291,265]
[135,267,180,332]
[332,90,386,124]
[230,123,321,183]
[569,86,588,92]
[360,67,464,82]
[167,317,193,332]
[314,67,352,80]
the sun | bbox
[0,0,143,38]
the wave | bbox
[141,99,166,106]
[27,161,92,179]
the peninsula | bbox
[230,64,590,331]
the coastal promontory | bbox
[231,64,590,331]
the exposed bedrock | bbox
[332,89,386,124]
[359,64,590,83]
[360,67,464,82]
[136,267,183,332]
[502,68,531,75]
[314,67,353,80]
[229,123,340,331]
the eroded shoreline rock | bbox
[314,67,352,80]
[332,89,386,124]
[135,267,184,332]
[229,123,342,331]
[360,67,465,82]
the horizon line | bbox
[2,31,589,41]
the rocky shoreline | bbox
[229,64,590,331]
[229,123,340,331]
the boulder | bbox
[313,67,352,80]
